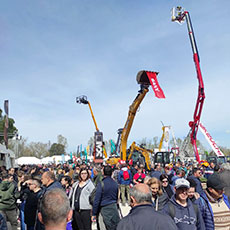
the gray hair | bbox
[130,186,152,204]
[40,188,70,225]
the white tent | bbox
[16,157,41,165]
[40,157,53,164]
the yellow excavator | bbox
[107,70,162,167]
[128,141,153,170]
[76,96,108,161]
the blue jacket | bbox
[200,192,230,230]
[118,168,132,185]
[45,180,63,192]
[117,204,177,230]
[163,195,205,230]
[92,176,118,215]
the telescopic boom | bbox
[172,7,205,163]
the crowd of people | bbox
[0,159,230,230]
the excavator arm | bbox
[120,70,163,161]
[120,86,149,160]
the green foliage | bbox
[8,138,50,158]
[57,134,68,148]
[49,143,65,156]
[0,108,18,144]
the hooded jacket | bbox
[0,180,20,210]
[163,194,205,230]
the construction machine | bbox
[154,124,178,165]
[112,70,165,167]
[128,141,153,170]
[76,96,107,163]
[172,7,206,163]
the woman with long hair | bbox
[69,168,95,230]
[147,177,169,211]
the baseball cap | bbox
[207,173,224,190]
[175,178,190,189]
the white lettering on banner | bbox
[95,141,103,158]
[199,122,224,157]
[151,78,160,92]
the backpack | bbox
[89,181,104,206]
[123,170,130,181]
[168,201,199,223]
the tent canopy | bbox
[16,157,41,165]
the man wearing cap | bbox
[163,178,205,230]
[200,173,230,230]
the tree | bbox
[153,136,159,148]
[49,143,65,156]
[8,137,28,158]
[9,138,50,158]
[57,134,68,149]
[0,108,18,144]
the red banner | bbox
[146,71,165,98]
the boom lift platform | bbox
[172,7,205,163]
[76,96,107,163]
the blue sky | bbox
[1,0,230,153]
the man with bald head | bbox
[117,183,177,230]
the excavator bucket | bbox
[137,71,165,98]
[136,70,151,85]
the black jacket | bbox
[24,189,42,227]
[117,204,177,230]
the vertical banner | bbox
[110,139,116,155]
[146,71,166,98]
[4,100,9,149]
[94,131,103,163]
